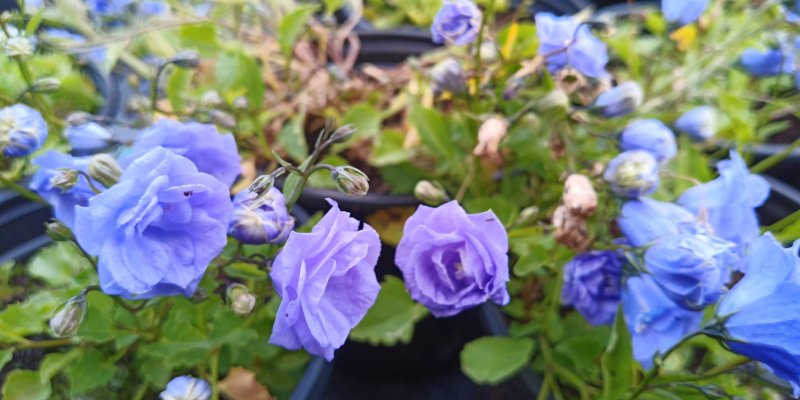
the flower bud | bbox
[45,219,73,242]
[232,96,249,110]
[538,90,570,111]
[414,180,449,206]
[67,112,92,126]
[229,188,294,245]
[199,91,222,108]
[4,36,35,57]
[88,154,121,188]
[0,11,12,23]
[209,110,236,129]
[593,81,643,118]
[332,166,369,197]
[5,129,40,157]
[674,106,718,142]
[49,294,87,338]
[248,174,275,197]
[603,150,660,198]
[553,205,591,252]
[227,284,256,316]
[563,174,597,217]
[430,58,466,95]
[30,77,61,93]
[473,116,508,161]
[51,169,80,191]
[516,206,539,225]
[65,122,112,152]
[327,124,356,144]
[171,50,201,69]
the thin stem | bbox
[9,337,74,350]
[627,331,704,399]
[751,136,800,173]
[150,63,168,114]
[0,174,46,204]
[113,297,150,313]
[210,348,220,400]
[77,171,103,194]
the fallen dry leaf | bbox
[219,367,272,400]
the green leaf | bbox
[601,307,633,400]
[342,103,383,141]
[68,349,117,394]
[350,276,428,346]
[2,370,51,400]
[28,242,95,288]
[178,23,219,56]
[0,348,12,371]
[371,129,411,167]
[40,350,82,380]
[25,7,46,36]
[216,50,265,109]
[77,291,117,343]
[409,103,457,165]
[461,336,536,385]
[278,5,318,57]
[167,67,194,113]
[277,111,308,163]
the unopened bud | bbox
[227,284,256,316]
[0,11,12,23]
[414,180,449,206]
[209,110,236,129]
[516,206,539,225]
[603,150,660,198]
[88,154,121,188]
[249,174,275,197]
[31,77,61,93]
[200,91,223,108]
[538,90,570,111]
[430,58,466,95]
[49,294,87,338]
[67,112,92,126]
[45,219,73,242]
[563,174,597,217]
[232,96,249,110]
[171,50,201,69]
[52,169,80,191]
[593,81,643,118]
[332,166,369,197]
[328,124,356,144]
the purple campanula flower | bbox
[65,121,112,152]
[618,197,699,247]
[160,375,211,400]
[536,12,609,79]
[675,106,718,142]
[269,199,381,361]
[561,251,622,326]
[593,81,643,118]
[678,151,769,270]
[644,233,736,310]
[395,201,510,318]
[662,0,709,26]
[431,0,483,46]
[717,234,800,397]
[228,188,294,245]
[123,118,241,187]
[622,275,703,369]
[29,151,96,230]
[0,104,47,157]
[74,147,232,299]
[603,150,660,198]
[620,119,677,163]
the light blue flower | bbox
[75,147,233,299]
[29,151,96,230]
[678,151,770,270]
[561,251,622,326]
[86,0,134,17]
[65,122,112,152]
[620,119,677,163]
[123,118,242,187]
[662,0,709,26]
[622,275,703,369]
[594,81,643,118]
[717,234,800,397]
[536,12,609,79]
[644,233,736,310]
[618,198,699,247]
[431,0,482,46]
[0,104,47,157]
[675,106,718,142]
[603,150,660,198]
[160,375,211,400]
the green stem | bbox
[750,136,800,174]
[150,63,168,114]
[10,337,74,350]
[472,0,495,105]
[626,331,704,399]
[210,348,220,400]
[0,175,46,204]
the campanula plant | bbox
[2,0,800,399]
